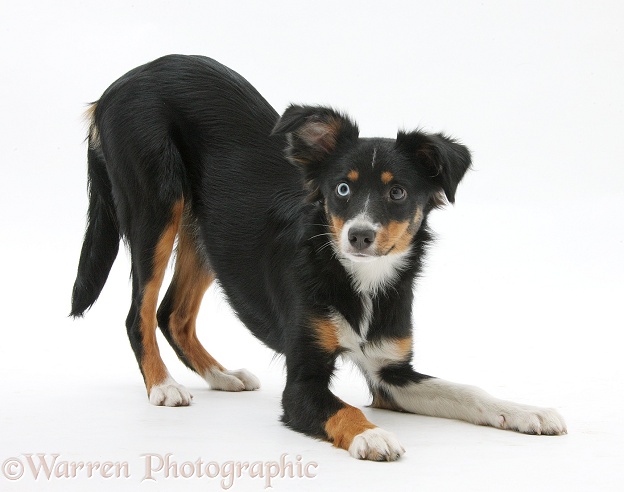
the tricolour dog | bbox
[71,55,566,461]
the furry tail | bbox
[70,107,120,317]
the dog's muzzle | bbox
[348,226,376,253]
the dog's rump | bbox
[91,55,281,169]
[82,55,301,350]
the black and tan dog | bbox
[71,55,566,461]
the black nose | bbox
[348,227,376,251]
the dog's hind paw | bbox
[149,378,193,407]
[348,428,405,461]
[204,367,261,392]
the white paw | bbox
[149,378,193,407]
[493,403,567,435]
[348,428,405,461]
[204,367,261,392]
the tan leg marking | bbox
[325,404,376,451]
[167,214,223,375]
[312,317,340,353]
[140,200,184,393]
[328,404,405,460]
[164,210,260,392]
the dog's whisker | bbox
[316,240,336,255]
[308,232,333,241]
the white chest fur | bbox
[330,303,406,384]
[339,251,411,295]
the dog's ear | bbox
[395,130,471,203]
[272,105,359,166]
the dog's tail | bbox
[70,104,120,317]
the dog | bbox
[71,55,566,461]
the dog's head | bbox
[273,105,471,263]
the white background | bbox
[1,1,623,490]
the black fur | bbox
[70,146,120,317]
[71,55,474,454]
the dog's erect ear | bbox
[395,130,471,203]
[272,105,359,166]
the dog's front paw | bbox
[204,367,261,391]
[348,428,405,461]
[149,378,193,407]
[495,403,567,435]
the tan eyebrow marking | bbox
[381,171,393,184]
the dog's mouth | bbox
[343,251,379,263]
[342,245,398,262]
[341,240,398,261]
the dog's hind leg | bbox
[126,199,192,407]
[156,208,260,392]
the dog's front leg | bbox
[281,344,405,461]
[372,364,567,435]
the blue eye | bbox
[336,182,351,197]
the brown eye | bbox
[390,186,406,201]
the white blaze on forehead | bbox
[371,146,378,169]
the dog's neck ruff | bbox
[338,249,411,295]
